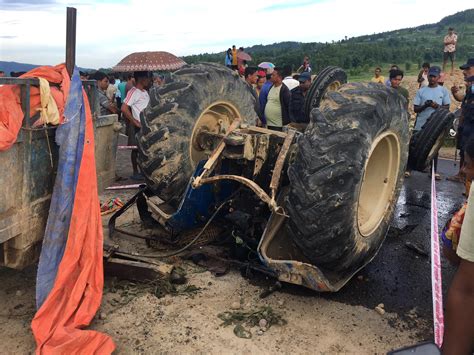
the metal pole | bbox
[65,7,77,77]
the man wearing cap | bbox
[413,66,451,178]
[443,27,458,76]
[289,72,312,123]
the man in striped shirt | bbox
[121,71,151,180]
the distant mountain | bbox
[183,9,474,74]
[0,61,40,75]
[0,61,93,76]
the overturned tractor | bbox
[113,63,416,291]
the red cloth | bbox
[0,64,69,151]
[31,92,115,354]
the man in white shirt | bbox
[282,65,299,90]
[121,71,151,180]
[443,27,458,76]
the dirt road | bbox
[0,72,466,354]
[0,257,428,354]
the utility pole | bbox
[65,7,77,77]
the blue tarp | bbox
[35,68,85,308]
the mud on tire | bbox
[286,82,409,271]
[303,66,347,120]
[407,109,454,171]
[137,63,258,207]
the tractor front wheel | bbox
[286,82,409,272]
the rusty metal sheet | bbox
[270,129,295,201]
[104,257,174,282]
[258,189,372,292]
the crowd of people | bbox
[225,45,313,130]
[87,70,158,180]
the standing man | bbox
[389,69,409,103]
[225,48,232,68]
[244,67,262,126]
[113,74,121,109]
[94,71,119,116]
[282,65,299,90]
[259,67,290,131]
[371,67,384,84]
[450,59,474,182]
[413,66,451,179]
[417,62,430,88]
[231,45,238,71]
[289,72,312,123]
[121,71,151,180]
[244,67,258,87]
[118,75,128,105]
[443,27,458,76]
[297,56,311,73]
[124,74,135,96]
[255,73,266,98]
[385,65,399,87]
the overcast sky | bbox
[0,0,470,69]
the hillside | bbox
[0,61,92,76]
[183,9,474,74]
[0,61,41,75]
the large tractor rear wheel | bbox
[286,82,409,271]
[137,63,258,207]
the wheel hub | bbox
[190,101,241,167]
[357,132,401,237]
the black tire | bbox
[407,109,454,171]
[286,82,409,272]
[303,66,347,120]
[137,63,258,206]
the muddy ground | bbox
[0,72,468,354]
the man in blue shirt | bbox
[413,66,451,178]
[414,66,451,131]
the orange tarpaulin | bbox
[0,64,69,151]
[29,68,115,353]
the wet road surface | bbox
[281,158,466,339]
